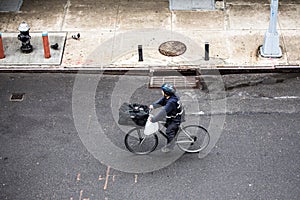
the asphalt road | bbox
[0,72,299,200]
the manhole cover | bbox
[159,41,187,57]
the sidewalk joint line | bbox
[61,0,71,31]
[111,0,121,62]
[278,19,289,64]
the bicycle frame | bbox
[156,122,195,144]
[155,121,170,139]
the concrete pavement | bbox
[0,0,299,70]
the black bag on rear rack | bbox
[118,103,150,127]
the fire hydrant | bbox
[17,22,33,53]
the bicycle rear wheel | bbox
[176,125,210,153]
[124,127,158,155]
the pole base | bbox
[259,46,282,58]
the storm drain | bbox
[149,69,200,89]
[10,93,25,102]
[0,0,23,12]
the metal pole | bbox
[269,0,278,33]
[205,42,209,61]
[260,0,282,58]
[0,32,5,59]
[138,45,143,62]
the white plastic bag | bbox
[144,115,159,135]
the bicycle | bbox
[124,120,210,155]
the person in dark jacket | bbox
[149,83,183,152]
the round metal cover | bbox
[159,41,187,57]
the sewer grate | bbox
[149,69,200,89]
[10,93,25,101]
[150,76,199,89]
[0,0,23,12]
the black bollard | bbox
[138,45,143,62]
[205,42,209,61]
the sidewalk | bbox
[0,0,299,70]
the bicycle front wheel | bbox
[124,127,158,155]
[176,125,210,153]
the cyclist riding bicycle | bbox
[149,83,183,152]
